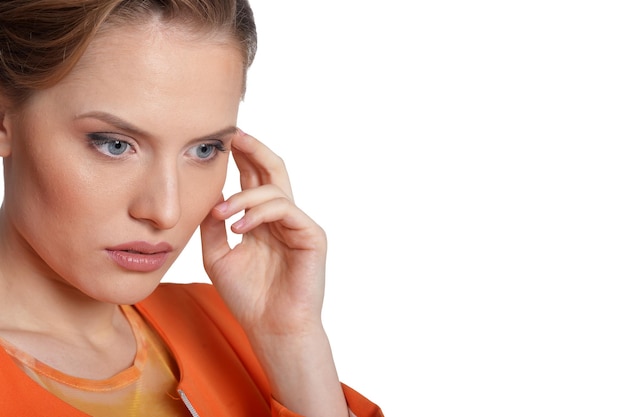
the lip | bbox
[106,241,173,273]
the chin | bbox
[84,274,165,306]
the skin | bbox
[0,18,349,417]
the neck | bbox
[0,213,140,379]
[0,277,121,339]
[0,217,120,337]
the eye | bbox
[87,133,133,158]
[104,140,129,156]
[189,141,226,161]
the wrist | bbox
[248,326,349,417]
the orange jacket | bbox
[0,283,384,416]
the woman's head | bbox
[0,0,257,106]
[0,1,254,304]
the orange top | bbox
[0,305,189,416]
[0,283,384,417]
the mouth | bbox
[106,241,173,272]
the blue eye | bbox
[191,141,226,161]
[107,140,129,155]
[196,143,216,159]
[87,133,132,158]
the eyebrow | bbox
[75,111,238,141]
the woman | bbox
[0,1,383,416]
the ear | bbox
[0,100,12,157]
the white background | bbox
[1,1,623,416]
[165,1,626,415]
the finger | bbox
[200,201,232,276]
[211,184,290,220]
[229,198,325,248]
[232,130,294,200]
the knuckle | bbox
[265,155,286,174]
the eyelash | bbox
[87,133,134,158]
[86,133,227,162]
[192,141,227,161]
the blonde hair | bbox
[0,0,257,104]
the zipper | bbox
[179,389,200,417]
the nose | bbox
[128,161,181,230]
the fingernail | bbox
[232,217,246,231]
[214,201,229,214]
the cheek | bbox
[179,160,230,223]
[2,149,111,270]
[13,160,109,242]
[8,119,93,204]
[8,146,87,214]
[10,138,130,241]
[42,153,110,207]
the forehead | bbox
[33,20,245,132]
[77,19,244,88]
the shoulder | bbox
[149,282,221,303]
[136,282,243,338]
[140,282,231,318]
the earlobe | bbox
[0,106,12,157]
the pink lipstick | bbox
[106,241,172,272]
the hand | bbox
[200,130,327,337]
[200,130,349,416]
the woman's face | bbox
[0,22,243,304]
